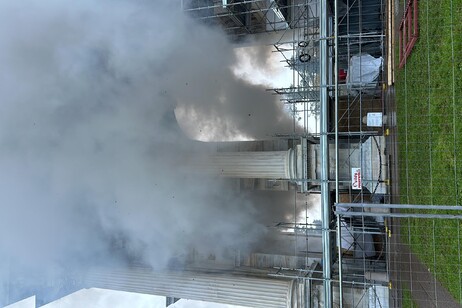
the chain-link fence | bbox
[394,0,462,306]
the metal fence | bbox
[335,204,462,307]
[393,0,462,306]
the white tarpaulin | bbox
[347,54,383,86]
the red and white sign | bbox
[351,168,362,189]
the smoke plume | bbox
[0,0,294,304]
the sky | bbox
[0,0,297,306]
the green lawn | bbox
[395,0,462,303]
[401,283,418,308]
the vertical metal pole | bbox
[320,0,332,307]
[336,213,344,308]
[305,278,312,308]
[333,0,343,306]
[334,4,339,209]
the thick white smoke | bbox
[0,0,295,304]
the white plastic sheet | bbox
[347,54,383,86]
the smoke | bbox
[232,44,282,85]
[166,33,296,141]
[0,0,296,304]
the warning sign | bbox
[351,168,362,189]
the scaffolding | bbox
[182,0,306,38]
[269,1,389,305]
[182,0,462,307]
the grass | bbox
[395,0,462,303]
[401,282,418,308]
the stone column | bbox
[206,149,296,179]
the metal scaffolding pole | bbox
[335,211,462,220]
[333,0,344,305]
[336,203,462,211]
[320,0,332,307]
[334,203,462,220]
